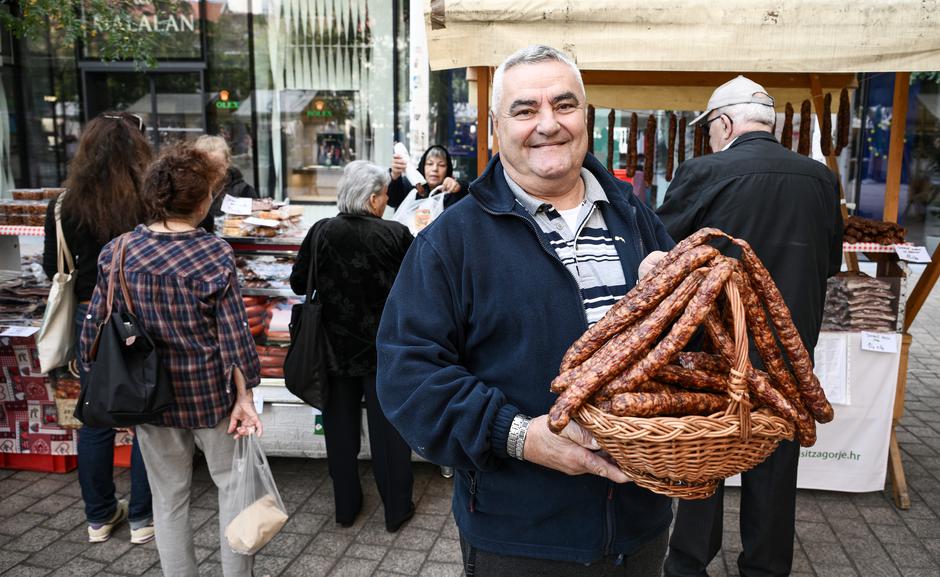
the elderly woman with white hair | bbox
[289,160,416,532]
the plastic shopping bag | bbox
[392,187,446,235]
[224,432,289,555]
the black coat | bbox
[42,198,107,302]
[290,214,413,377]
[657,131,844,355]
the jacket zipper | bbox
[480,204,589,327]
[468,471,477,513]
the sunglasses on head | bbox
[103,113,146,134]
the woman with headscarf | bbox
[388,144,469,210]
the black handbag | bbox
[283,224,336,410]
[75,235,174,427]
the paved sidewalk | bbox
[0,280,938,576]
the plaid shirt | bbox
[80,225,260,429]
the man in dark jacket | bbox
[376,45,675,576]
[657,76,844,577]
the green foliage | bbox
[911,72,940,85]
[0,0,190,69]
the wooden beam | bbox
[475,66,490,176]
[580,71,857,90]
[884,72,911,223]
[904,252,940,332]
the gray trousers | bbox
[137,419,254,577]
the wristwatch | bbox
[507,414,532,461]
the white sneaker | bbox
[88,499,128,543]
[130,521,155,545]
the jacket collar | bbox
[727,130,778,150]
[470,153,634,215]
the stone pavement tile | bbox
[283,512,329,535]
[254,553,294,577]
[24,540,88,568]
[2,565,50,577]
[188,506,216,531]
[795,520,838,543]
[924,537,940,560]
[344,543,387,561]
[56,481,83,499]
[353,524,397,548]
[192,487,219,510]
[417,561,464,577]
[17,477,71,498]
[326,556,379,577]
[281,553,336,577]
[706,556,728,577]
[440,519,459,540]
[0,493,40,516]
[0,550,29,574]
[0,512,47,535]
[80,535,133,562]
[423,477,454,497]
[901,442,937,456]
[814,567,859,577]
[871,522,917,544]
[837,535,890,562]
[25,494,78,516]
[307,530,355,557]
[44,557,105,577]
[11,471,48,482]
[40,504,86,532]
[408,513,448,532]
[379,548,427,574]
[882,542,938,569]
[427,537,461,564]
[5,527,63,554]
[260,531,312,558]
[802,541,851,566]
[192,518,221,549]
[794,499,826,522]
[791,547,813,573]
[197,561,224,577]
[393,526,438,551]
[416,494,452,516]
[108,546,161,575]
[859,506,903,525]
[0,478,32,496]
[817,499,862,519]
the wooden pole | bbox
[883,72,911,223]
[810,74,858,272]
[476,66,491,176]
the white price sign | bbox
[860,331,899,354]
[220,195,253,216]
[0,326,39,337]
[894,244,932,263]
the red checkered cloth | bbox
[0,225,44,237]
[843,242,912,254]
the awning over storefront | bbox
[424,0,940,72]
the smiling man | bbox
[376,45,676,576]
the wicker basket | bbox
[574,278,795,500]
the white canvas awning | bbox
[425,0,940,73]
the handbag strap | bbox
[305,222,326,302]
[104,234,136,319]
[54,194,75,276]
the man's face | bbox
[492,61,587,194]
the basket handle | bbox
[722,277,752,440]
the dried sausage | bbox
[733,238,834,423]
[627,112,638,177]
[677,117,687,166]
[560,244,719,372]
[587,105,596,155]
[835,88,850,156]
[609,391,728,417]
[676,352,729,374]
[598,260,733,399]
[644,115,657,202]
[797,100,812,156]
[821,92,833,156]
[548,269,707,432]
[654,364,728,393]
[693,124,704,157]
[666,113,677,182]
[607,109,616,171]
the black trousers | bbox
[664,439,800,577]
[322,373,414,528]
[460,530,668,577]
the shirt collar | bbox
[502,168,610,217]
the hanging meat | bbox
[781,102,794,150]
[797,100,812,156]
[607,109,616,172]
[820,92,833,157]
[587,105,596,155]
[627,112,638,177]
[835,88,850,156]
[666,113,677,182]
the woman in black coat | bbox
[388,144,469,210]
[289,160,415,532]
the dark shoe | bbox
[386,503,416,533]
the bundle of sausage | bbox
[843,215,906,245]
[548,228,834,447]
[258,345,288,378]
[244,296,270,338]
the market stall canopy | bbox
[425,0,940,73]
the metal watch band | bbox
[507,414,532,461]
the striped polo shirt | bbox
[504,169,628,326]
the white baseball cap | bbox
[690,75,775,126]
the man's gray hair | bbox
[336,160,390,216]
[722,102,776,128]
[492,45,585,113]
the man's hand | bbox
[440,176,461,194]
[390,153,408,180]
[638,250,667,279]
[522,415,630,482]
[228,392,263,440]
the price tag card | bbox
[894,244,932,263]
[220,195,253,216]
[254,391,264,414]
[0,326,39,337]
[860,331,899,354]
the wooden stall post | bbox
[883,72,911,224]
[475,66,491,176]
